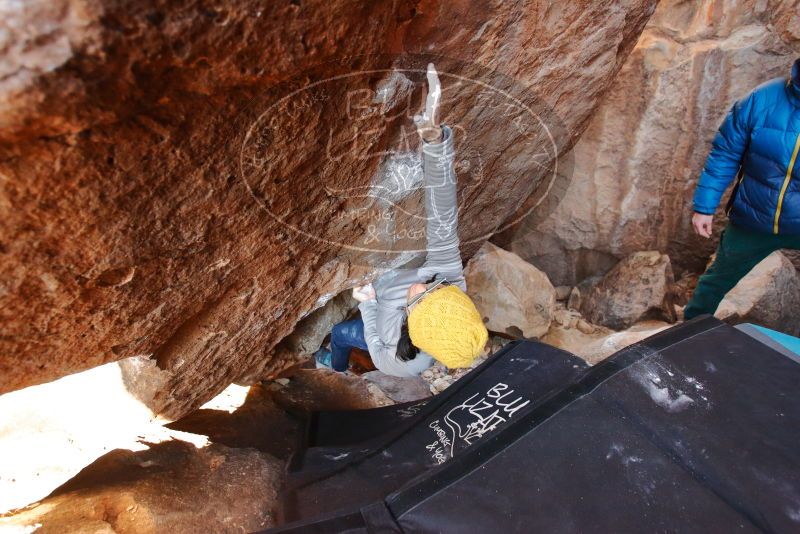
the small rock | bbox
[554,285,572,301]
[567,287,581,310]
[542,320,669,365]
[568,314,580,329]
[553,308,571,326]
[431,377,452,393]
[576,318,595,334]
[581,251,674,330]
[465,243,556,338]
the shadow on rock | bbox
[1,440,282,534]
[167,383,305,461]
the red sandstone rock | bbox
[0,0,657,418]
[716,251,800,336]
[0,440,282,534]
[501,0,800,285]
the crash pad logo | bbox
[426,382,530,465]
[239,54,571,262]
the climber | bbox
[684,57,800,319]
[314,63,488,377]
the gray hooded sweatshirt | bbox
[357,125,466,377]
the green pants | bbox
[684,223,800,320]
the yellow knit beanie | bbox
[408,285,489,369]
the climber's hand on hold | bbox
[413,63,443,143]
[352,284,376,303]
[692,212,714,238]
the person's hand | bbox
[352,284,376,303]
[692,212,714,238]
[413,63,442,143]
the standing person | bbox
[315,63,488,376]
[684,58,800,320]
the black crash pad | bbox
[263,316,800,534]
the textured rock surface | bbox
[267,369,393,412]
[166,383,305,461]
[501,0,800,285]
[0,357,205,514]
[0,440,283,534]
[362,371,432,403]
[464,242,555,338]
[0,0,657,417]
[784,249,800,272]
[279,291,357,358]
[543,318,671,364]
[715,251,800,335]
[581,251,674,330]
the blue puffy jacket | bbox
[693,58,800,235]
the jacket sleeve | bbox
[358,298,385,359]
[421,125,463,273]
[693,92,756,215]
[359,299,423,377]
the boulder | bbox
[0,440,282,534]
[499,0,800,284]
[715,251,800,335]
[567,286,582,311]
[464,243,556,338]
[581,251,674,330]
[0,358,203,514]
[0,0,658,418]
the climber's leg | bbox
[328,319,368,372]
[684,224,786,319]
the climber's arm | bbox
[358,298,385,359]
[413,63,463,277]
[354,284,381,359]
[420,126,461,270]
[358,299,421,377]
